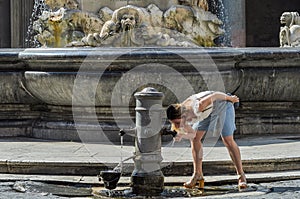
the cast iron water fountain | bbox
[100,87,166,196]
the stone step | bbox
[1,157,299,176]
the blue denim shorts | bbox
[192,101,236,137]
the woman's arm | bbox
[197,92,239,112]
[211,92,239,103]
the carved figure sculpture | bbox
[33,2,224,47]
[80,5,199,47]
[33,8,70,47]
[280,12,300,47]
[163,5,224,46]
[100,20,117,40]
[33,7,104,47]
[111,6,144,46]
[82,5,145,47]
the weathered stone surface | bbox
[80,0,178,13]
[0,47,299,140]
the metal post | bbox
[131,87,164,196]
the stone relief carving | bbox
[32,1,224,47]
[33,8,104,47]
[280,12,300,47]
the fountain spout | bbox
[160,127,177,138]
[120,126,178,138]
[119,128,136,137]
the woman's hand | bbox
[173,124,196,142]
[174,133,183,142]
[227,95,239,103]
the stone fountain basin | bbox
[24,71,120,106]
[20,47,300,106]
[21,47,243,106]
[17,47,300,137]
[24,71,75,105]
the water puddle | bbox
[94,185,258,198]
[12,181,93,197]
[8,180,258,198]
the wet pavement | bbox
[0,178,299,198]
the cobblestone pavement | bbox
[0,178,299,198]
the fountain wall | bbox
[0,47,299,141]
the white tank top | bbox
[189,91,214,123]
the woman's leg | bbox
[191,130,205,176]
[220,102,246,184]
[184,130,206,188]
[221,135,247,184]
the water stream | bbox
[25,0,48,47]
[113,136,135,173]
[210,0,231,46]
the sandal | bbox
[238,173,247,190]
[184,174,205,189]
